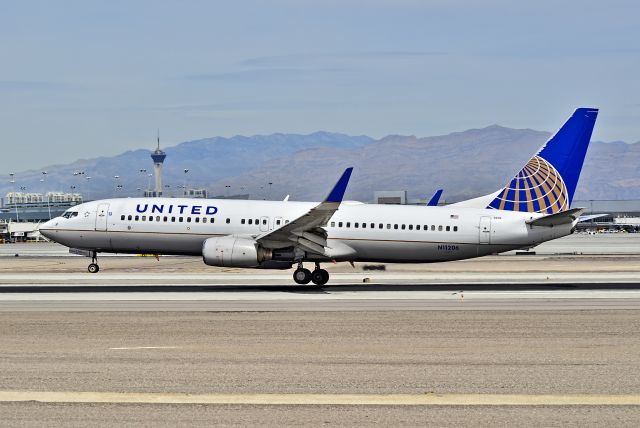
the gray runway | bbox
[1,282,640,311]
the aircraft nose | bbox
[39,219,57,239]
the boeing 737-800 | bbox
[40,108,598,285]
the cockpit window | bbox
[62,211,79,219]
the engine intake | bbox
[202,236,272,268]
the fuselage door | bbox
[260,216,270,232]
[95,203,110,231]
[479,216,491,244]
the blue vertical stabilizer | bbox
[486,108,598,214]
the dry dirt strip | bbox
[1,392,640,406]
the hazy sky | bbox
[1,0,639,172]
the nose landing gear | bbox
[88,251,100,273]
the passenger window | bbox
[210,218,215,223]
[424,225,428,230]
[142,216,146,221]
[285,220,289,224]
[248,219,253,225]
[179,217,183,223]
[346,222,351,228]
[408,225,413,230]
[128,215,132,221]
[394,224,398,230]
[454,226,458,232]
[446,225,450,231]
[262,219,267,225]
[156,216,160,222]
[431,225,435,231]
[202,218,207,223]
[134,216,139,221]
[255,219,259,224]
[172,217,176,222]
[371,223,375,229]
[354,222,359,228]
[338,222,343,227]
[163,216,168,222]
[362,223,366,229]
[121,215,125,221]
[187,217,192,223]
[331,221,335,227]
[226,218,231,224]
[276,219,281,225]
[438,225,443,231]
[379,223,383,229]
[387,224,391,229]
[195,217,200,223]
[241,219,246,224]
[416,225,420,230]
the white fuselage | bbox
[40,197,574,263]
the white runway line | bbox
[2,289,640,302]
[0,391,639,406]
[108,346,179,350]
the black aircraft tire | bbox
[311,269,329,286]
[293,268,312,284]
[88,263,100,274]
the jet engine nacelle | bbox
[202,236,272,268]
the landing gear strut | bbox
[311,263,329,286]
[88,251,100,273]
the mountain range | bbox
[2,128,639,204]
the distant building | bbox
[374,190,407,205]
[183,188,208,199]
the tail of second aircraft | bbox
[453,108,598,214]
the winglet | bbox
[427,189,443,206]
[324,167,353,203]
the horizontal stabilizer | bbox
[526,208,585,227]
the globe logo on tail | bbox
[487,155,569,214]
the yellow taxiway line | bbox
[1,392,640,406]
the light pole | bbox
[73,171,85,199]
[139,169,147,196]
[41,171,51,220]
[268,182,273,200]
[146,173,153,195]
[225,185,231,198]
[9,173,18,221]
[114,175,120,197]
[183,169,189,197]
[85,177,91,201]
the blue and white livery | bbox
[40,108,599,285]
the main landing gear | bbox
[293,262,329,286]
[88,251,100,273]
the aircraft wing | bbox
[256,168,353,255]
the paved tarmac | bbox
[1,310,640,426]
[1,245,639,426]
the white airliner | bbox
[40,108,598,285]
